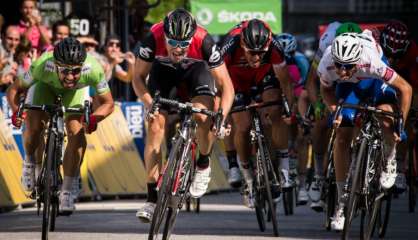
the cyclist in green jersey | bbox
[6,37,114,214]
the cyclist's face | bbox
[56,63,83,89]
[241,41,266,68]
[335,62,357,81]
[165,37,191,63]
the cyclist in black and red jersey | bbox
[132,8,234,222]
[220,19,293,207]
[380,20,418,192]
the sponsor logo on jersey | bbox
[96,79,109,91]
[22,71,33,86]
[383,68,394,82]
[45,60,55,72]
[209,45,221,63]
[139,47,153,59]
[81,64,92,74]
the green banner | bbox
[190,0,282,35]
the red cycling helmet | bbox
[380,20,410,57]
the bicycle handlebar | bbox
[230,100,282,114]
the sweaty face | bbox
[56,63,83,89]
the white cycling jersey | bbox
[318,37,397,87]
[314,21,341,63]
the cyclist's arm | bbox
[6,78,28,112]
[210,62,234,118]
[273,63,294,106]
[92,91,114,122]
[132,58,153,109]
[389,74,412,123]
[306,60,319,104]
[320,83,337,112]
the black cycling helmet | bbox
[53,37,87,65]
[241,19,272,51]
[163,8,197,41]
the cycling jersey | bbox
[220,21,285,93]
[19,51,109,94]
[286,51,310,97]
[392,41,418,89]
[318,42,397,88]
[313,21,341,65]
[134,22,223,69]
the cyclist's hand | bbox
[11,111,26,128]
[146,103,160,121]
[81,114,98,134]
[333,114,343,128]
[214,123,231,139]
[282,114,292,125]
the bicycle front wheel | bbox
[41,134,56,240]
[149,138,183,240]
[342,138,367,240]
[257,141,279,237]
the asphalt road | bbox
[0,191,417,240]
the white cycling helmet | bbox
[331,33,363,64]
[276,33,297,55]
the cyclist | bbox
[318,32,412,230]
[305,22,362,211]
[220,19,293,207]
[276,33,310,205]
[380,20,418,193]
[6,37,114,214]
[132,8,234,222]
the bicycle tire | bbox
[258,141,279,236]
[342,138,367,240]
[41,134,56,240]
[149,138,183,240]
[409,143,416,213]
[49,197,58,231]
[361,195,382,240]
[283,188,294,216]
[377,192,392,238]
[254,179,266,232]
[162,206,180,240]
[325,181,337,231]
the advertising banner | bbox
[191,0,282,34]
[0,93,24,157]
[120,102,146,159]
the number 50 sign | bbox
[70,18,90,36]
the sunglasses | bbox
[334,62,356,70]
[165,37,192,49]
[56,65,82,75]
[242,45,268,56]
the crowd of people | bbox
[0,0,135,96]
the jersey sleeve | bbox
[317,49,333,87]
[270,39,286,67]
[19,52,50,88]
[87,57,110,95]
[201,34,223,68]
[134,32,156,62]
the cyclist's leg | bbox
[258,73,291,188]
[231,94,253,207]
[331,82,359,230]
[372,79,399,189]
[22,83,52,191]
[184,61,216,197]
[296,90,310,203]
[137,60,174,222]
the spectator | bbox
[102,34,135,83]
[17,0,51,56]
[77,34,111,79]
[14,37,33,72]
[50,20,70,48]
[0,26,20,91]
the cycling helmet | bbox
[335,22,362,36]
[241,19,272,51]
[381,20,410,56]
[332,33,363,64]
[275,33,297,54]
[163,8,197,40]
[53,37,86,65]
